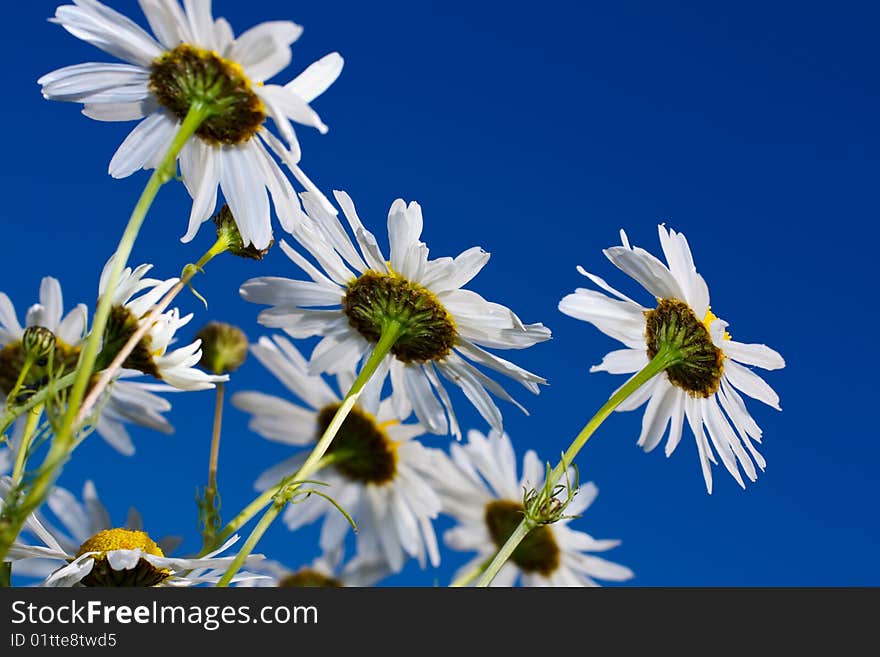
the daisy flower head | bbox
[240,191,551,439]
[0,274,177,455]
[558,225,785,493]
[6,479,180,584]
[231,334,444,573]
[431,429,634,587]
[40,0,345,249]
[4,478,262,587]
[98,256,227,391]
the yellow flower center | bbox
[703,307,731,341]
[76,528,165,557]
[75,528,170,587]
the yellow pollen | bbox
[76,528,164,559]
[703,307,731,341]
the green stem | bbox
[216,500,283,588]
[57,102,209,449]
[76,233,226,428]
[475,345,680,587]
[0,562,10,587]
[199,381,225,547]
[449,556,494,587]
[206,382,225,502]
[0,104,209,564]
[11,404,43,486]
[0,371,76,440]
[6,358,34,405]
[208,321,403,556]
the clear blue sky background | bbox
[3,0,878,586]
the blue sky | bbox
[2,0,878,586]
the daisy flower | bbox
[8,479,180,584]
[231,334,443,573]
[0,275,178,455]
[240,191,551,439]
[558,225,785,493]
[4,478,262,587]
[98,256,227,391]
[237,547,390,588]
[431,429,634,587]
[40,0,344,249]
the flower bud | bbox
[213,205,273,259]
[195,321,248,375]
[22,326,56,363]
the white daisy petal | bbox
[229,21,302,82]
[53,1,163,66]
[722,340,786,370]
[108,111,178,179]
[285,52,344,103]
[219,143,272,249]
[723,360,782,411]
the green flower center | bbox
[317,403,398,485]
[149,44,266,146]
[278,569,344,587]
[644,298,724,398]
[101,305,160,378]
[342,271,457,364]
[484,500,560,576]
[76,528,170,587]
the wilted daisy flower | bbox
[432,429,634,587]
[40,0,344,249]
[558,225,785,493]
[231,334,443,572]
[238,547,389,588]
[4,478,261,587]
[240,191,551,438]
[98,257,227,391]
[0,276,177,455]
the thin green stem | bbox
[11,404,43,486]
[475,345,680,587]
[0,372,76,439]
[0,104,209,564]
[0,562,10,587]
[208,321,403,557]
[449,556,494,587]
[216,500,283,588]
[206,382,225,501]
[57,102,209,449]
[6,358,34,405]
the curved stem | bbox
[0,105,209,564]
[475,345,679,587]
[208,321,403,554]
[11,404,43,486]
